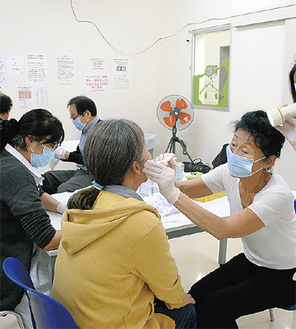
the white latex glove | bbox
[143,160,180,204]
[276,114,296,151]
[56,203,67,214]
[155,153,177,172]
[55,146,67,160]
[49,158,59,170]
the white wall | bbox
[1,0,295,188]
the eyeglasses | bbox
[69,111,85,121]
[70,113,80,121]
[40,141,59,150]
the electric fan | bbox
[156,94,194,162]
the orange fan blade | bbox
[164,114,177,127]
[178,112,191,125]
[160,101,173,112]
[176,98,188,110]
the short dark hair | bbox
[289,63,296,103]
[0,93,13,114]
[67,96,97,116]
[232,110,285,158]
[7,109,64,151]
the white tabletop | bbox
[48,192,230,232]
[48,188,296,233]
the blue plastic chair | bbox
[268,199,296,321]
[3,257,78,329]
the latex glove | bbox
[49,158,59,170]
[55,146,67,160]
[276,114,296,151]
[56,203,67,214]
[143,160,180,204]
[155,153,177,172]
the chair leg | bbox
[0,311,25,329]
[269,308,275,322]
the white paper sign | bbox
[89,58,107,71]
[85,74,111,93]
[35,86,49,108]
[0,53,5,84]
[7,53,24,76]
[113,74,131,88]
[18,87,32,108]
[56,54,75,84]
[113,58,130,72]
[26,53,47,83]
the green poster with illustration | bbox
[193,57,229,109]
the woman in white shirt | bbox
[144,110,296,328]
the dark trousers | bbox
[154,298,197,329]
[188,253,296,329]
[42,169,93,194]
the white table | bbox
[48,191,230,265]
[143,192,230,264]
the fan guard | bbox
[157,94,194,131]
[156,94,194,162]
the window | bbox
[191,26,231,111]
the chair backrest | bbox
[3,257,78,329]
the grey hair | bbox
[84,119,145,186]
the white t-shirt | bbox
[202,164,296,269]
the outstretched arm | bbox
[143,160,264,240]
[276,114,296,151]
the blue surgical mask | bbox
[72,117,86,131]
[30,145,55,168]
[226,145,265,178]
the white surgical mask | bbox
[73,117,86,131]
[226,145,266,178]
[30,143,55,168]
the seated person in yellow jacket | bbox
[51,119,197,329]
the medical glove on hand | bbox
[143,160,180,204]
[57,203,67,214]
[54,146,67,160]
[155,153,177,172]
[276,114,296,151]
[49,158,59,170]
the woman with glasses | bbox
[0,109,65,328]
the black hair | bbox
[0,93,13,114]
[289,63,296,103]
[68,119,145,210]
[67,95,97,116]
[232,110,285,158]
[0,109,64,151]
